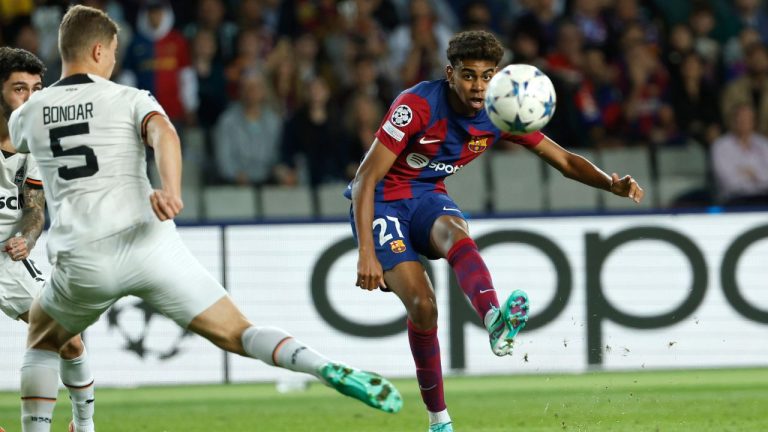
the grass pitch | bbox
[1,368,766,431]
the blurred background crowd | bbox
[2,0,768,218]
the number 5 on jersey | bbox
[50,122,99,180]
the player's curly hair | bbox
[0,47,45,86]
[446,30,504,67]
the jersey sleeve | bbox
[8,107,28,153]
[374,92,430,155]
[24,156,43,189]
[501,130,545,148]
[131,89,168,142]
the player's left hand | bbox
[4,236,30,261]
[610,173,644,204]
[150,189,184,221]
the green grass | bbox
[1,368,766,431]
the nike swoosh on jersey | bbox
[419,136,442,144]
[478,288,495,294]
[442,207,462,212]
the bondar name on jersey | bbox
[42,102,94,125]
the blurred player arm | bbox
[144,113,184,220]
[350,139,398,290]
[527,134,644,203]
[5,182,45,260]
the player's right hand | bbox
[356,251,387,291]
[150,189,183,221]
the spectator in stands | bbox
[343,93,384,179]
[689,3,720,67]
[276,76,346,187]
[120,0,198,128]
[225,27,271,100]
[388,0,453,88]
[193,29,228,132]
[214,68,282,186]
[512,0,562,56]
[339,54,394,113]
[712,103,768,205]
[574,46,624,148]
[192,28,228,181]
[619,32,675,145]
[337,0,389,75]
[664,24,695,83]
[276,0,340,40]
[546,20,585,86]
[731,0,768,43]
[571,0,608,49]
[722,42,768,136]
[183,0,238,64]
[605,0,659,59]
[461,1,493,31]
[669,52,721,146]
[723,27,762,81]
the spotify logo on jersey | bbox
[406,153,430,169]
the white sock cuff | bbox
[241,326,293,366]
[428,409,451,425]
[61,349,93,388]
[23,349,60,370]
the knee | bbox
[407,295,438,329]
[58,336,84,359]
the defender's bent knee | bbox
[58,335,84,360]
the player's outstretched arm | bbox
[145,114,184,220]
[350,139,398,291]
[528,135,644,204]
[4,185,44,261]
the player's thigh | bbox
[41,247,122,334]
[350,200,420,272]
[410,193,469,258]
[429,215,470,258]
[131,221,227,329]
[0,254,43,320]
[384,261,438,327]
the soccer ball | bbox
[484,64,556,135]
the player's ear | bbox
[91,42,101,63]
[445,64,454,82]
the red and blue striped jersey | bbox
[347,79,543,201]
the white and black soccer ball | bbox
[484,64,556,135]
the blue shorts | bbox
[350,193,466,271]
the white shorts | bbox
[0,253,45,319]
[41,220,227,334]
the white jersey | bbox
[0,150,42,243]
[8,73,166,259]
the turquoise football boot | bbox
[318,362,403,413]
[486,289,529,356]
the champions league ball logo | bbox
[390,105,413,127]
[106,299,192,360]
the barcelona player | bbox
[348,30,644,432]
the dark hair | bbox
[446,30,504,67]
[59,5,119,62]
[0,47,45,85]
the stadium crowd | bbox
[2,0,768,208]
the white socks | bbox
[241,326,329,377]
[21,349,59,432]
[428,408,452,425]
[61,348,95,432]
